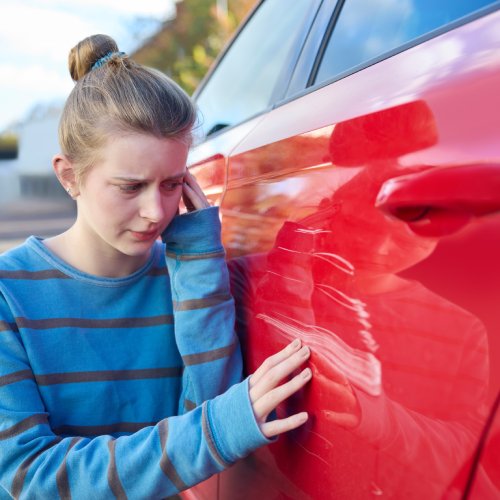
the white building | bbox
[0,159,20,206]
[0,103,64,204]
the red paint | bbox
[185,5,500,499]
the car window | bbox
[315,0,497,85]
[195,0,315,139]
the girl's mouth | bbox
[130,229,159,242]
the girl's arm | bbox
[0,290,310,499]
[162,204,241,412]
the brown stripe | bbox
[0,414,48,441]
[158,420,188,492]
[0,269,69,280]
[107,440,128,500]
[36,367,182,386]
[174,293,232,312]
[166,250,225,261]
[0,320,18,332]
[0,370,34,387]
[56,437,81,500]
[158,419,168,450]
[147,267,169,276]
[53,421,156,436]
[184,399,196,411]
[201,403,230,468]
[11,437,63,499]
[15,314,173,330]
[183,342,237,367]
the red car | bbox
[184,0,500,498]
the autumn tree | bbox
[133,0,256,94]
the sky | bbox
[0,0,178,133]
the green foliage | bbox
[133,0,256,94]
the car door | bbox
[181,1,323,498]
[186,0,321,207]
[210,0,500,498]
[465,392,500,498]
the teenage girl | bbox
[0,34,311,499]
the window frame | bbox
[280,0,500,104]
[192,0,324,142]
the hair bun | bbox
[68,34,120,82]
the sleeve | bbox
[0,293,272,499]
[161,206,243,413]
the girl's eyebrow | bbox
[112,172,186,182]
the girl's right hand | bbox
[249,339,311,438]
[182,170,210,212]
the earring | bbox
[66,187,72,196]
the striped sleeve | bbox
[0,294,270,499]
[161,207,243,412]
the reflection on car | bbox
[184,0,500,498]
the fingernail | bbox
[291,339,300,349]
[301,346,310,357]
[303,368,311,379]
[299,412,308,423]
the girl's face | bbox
[75,133,188,268]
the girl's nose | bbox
[140,190,164,223]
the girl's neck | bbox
[43,224,151,278]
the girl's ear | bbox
[52,154,80,198]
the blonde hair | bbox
[60,34,196,181]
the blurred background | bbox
[0,0,255,252]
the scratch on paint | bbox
[292,437,330,467]
[256,313,382,396]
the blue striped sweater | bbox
[0,207,270,499]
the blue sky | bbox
[0,0,177,133]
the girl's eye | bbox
[162,181,183,191]
[119,184,143,193]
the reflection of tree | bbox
[223,132,333,257]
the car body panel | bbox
[184,3,500,499]
[468,395,500,499]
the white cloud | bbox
[0,5,94,62]
[0,65,71,94]
[0,0,177,130]
[30,0,176,19]
[0,64,72,129]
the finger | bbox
[250,345,310,402]
[252,367,312,419]
[260,412,308,438]
[184,170,202,191]
[250,339,302,388]
[183,171,210,207]
[182,184,196,212]
[182,181,209,211]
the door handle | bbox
[375,164,500,236]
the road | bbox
[0,197,76,254]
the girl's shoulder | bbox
[0,236,45,273]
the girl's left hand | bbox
[182,170,210,212]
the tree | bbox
[133,0,256,94]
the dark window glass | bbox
[195,0,314,138]
[315,0,497,85]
